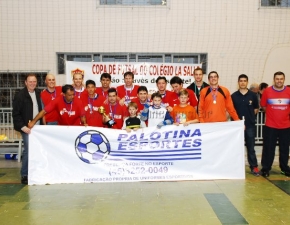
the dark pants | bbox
[261,126,290,172]
[21,132,29,177]
[245,127,258,169]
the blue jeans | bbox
[245,127,258,169]
[261,126,290,171]
[21,132,29,177]
[47,121,58,125]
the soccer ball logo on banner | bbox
[75,130,111,164]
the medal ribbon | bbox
[46,89,56,100]
[210,86,218,103]
[63,97,73,116]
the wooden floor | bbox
[0,155,290,225]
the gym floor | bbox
[0,151,290,225]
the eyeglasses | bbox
[209,76,218,79]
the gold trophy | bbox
[98,106,116,127]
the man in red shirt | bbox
[131,86,150,114]
[117,71,139,106]
[260,71,290,177]
[102,88,127,129]
[95,73,111,99]
[156,76,175,107]
[28,85,87,127]
[41,74,62,125]
[82,80,106,127]
[169,76,198,108]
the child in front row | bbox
[122,102,146,132]
[140,92,173,128]
[171,89,199,126]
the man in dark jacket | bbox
[12,74,43,184]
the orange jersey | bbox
[198,86,239,123]
[171,105,198,123]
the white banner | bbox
[66,61,202,93]
[28,121,245,185]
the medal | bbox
[213,100,216,104]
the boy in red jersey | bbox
[82,80,106,127]
[131,86,150,114]
[171,89,199,126]
[156,76,175,107]
[41,74,62,125]
[28,85,87,127]
[117,71,139,106]
[102,88,128,129]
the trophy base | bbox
[106,120,116,128]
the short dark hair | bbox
[124,71,134,79]
[62,84,74,94]
[108,87,117,95]
[156,76,167,84]
[137,86,148,93]
[25,74,37,81]
[208,71,219,79]
[238,74,248,81]
[100,73,111,81]
[273,71,285,79]
[151,92,162,100]
[194,67,203,74]
[170,76,183,85]
[259,82,268,90]
[86,79,96,87]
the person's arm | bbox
[225,91,240,121]
[198,90,205,123]
[140,103,150,121]
[157,111,174,128]
[80,116,88,126]
[28,110,46,129]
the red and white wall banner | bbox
[66,61,202,93]
[28,121,245,185]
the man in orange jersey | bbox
[198,71,239,122]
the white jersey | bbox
[148,106,167,127]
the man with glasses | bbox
[198,71,239,122]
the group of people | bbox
[12,68,290,184]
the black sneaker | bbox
[261,170,269,177]
[21,176,28,184]
[281,170,290,177]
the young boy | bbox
[171,89,199,126]
[140,92,173,128]
[122,102,146,132]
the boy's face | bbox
[137,90,148,102]
[86,84,96,96]
[152,97,162,107]
[101,77,111,89]
[178,94,189,104]
[128,106,137,117]
[157,79,167,92]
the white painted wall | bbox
[1,0,290,91]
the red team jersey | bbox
[44,96,85,125]
[74,87,87,100]
[81,93,106,127]
[131,98,150,114]
[40,86,62,123]
[95,87,109,99]
[116,85,139,102]
[260,86,290,129]
[160,90,176,107]
[103,103,128,129]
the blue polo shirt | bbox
[231,90,259,128]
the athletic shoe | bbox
[251,167,260,176]
[261,170,269,177]
[281,170,290,177]
[21,176,28,185]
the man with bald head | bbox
[40,74,62,125]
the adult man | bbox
[131,86,150,114]
[117,71,139,105]
[12,74,43,184]
[41,74,62,125]
[72,72,86,99]
[81,80,106,127]
[102,88,127,129]
[95,73,111,99]
[187,67,209,101]
[198,71,239,122]
[28,85,87,127]
[169,76,198,108]
[156,76,175,107]
[260,71,290,177]
[231,74,260,176]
